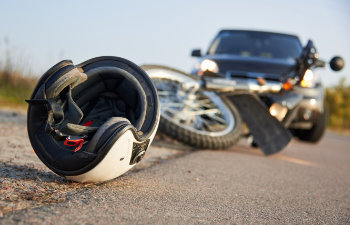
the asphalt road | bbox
[1,109,350,224]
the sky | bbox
[0,0,349,86]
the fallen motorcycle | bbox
[142,30,344,155]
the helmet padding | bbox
[85,117,130,153]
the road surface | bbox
[0,108,349,224]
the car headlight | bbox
[300,69,318,88]
[200,59,219,73]
[269,103,288,122]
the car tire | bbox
[295,105,328,143]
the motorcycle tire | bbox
[142,65,242,149]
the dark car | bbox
[191,30,335,142]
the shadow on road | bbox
[153,134,197,152]
[154,133,266,157]
[0,162,64,183]
[227,143,265,156]
[0,162,95,217]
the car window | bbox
[208,31,302,60]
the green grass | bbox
[0,70,36,109]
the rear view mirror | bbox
[314,60,326,68]
[303,40,318,60]
[329,56,345,71]
[191,49,202,57]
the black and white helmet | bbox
[27,56,159,182]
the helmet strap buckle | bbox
[64,136,86,152]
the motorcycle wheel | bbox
[142,65,242,149]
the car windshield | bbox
[208,31,302,60]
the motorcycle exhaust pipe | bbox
[203,77,282,93]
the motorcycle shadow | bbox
[226,139,265,157]
[153,133,196,152]
[154,133,266,157]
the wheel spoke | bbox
[161,102,184,107]
[187,108,221,116]
[152,75,234,135]
[157,91,173,96]
[204,114,227,124]
[201,116,227,130]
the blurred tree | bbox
[325,77,350,129]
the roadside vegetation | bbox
[325,77,350,130]
[0,70,36,108]
[0,39,36,109]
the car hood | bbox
[205,55,297,80]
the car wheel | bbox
[295,105,328,143]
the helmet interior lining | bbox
[72,67,147,131]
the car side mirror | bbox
[329,56,345,71]
[191,49,202,57]
[304,40,318,60]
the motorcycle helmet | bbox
[27,56,159,183]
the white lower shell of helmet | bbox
[66,122,158,183]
